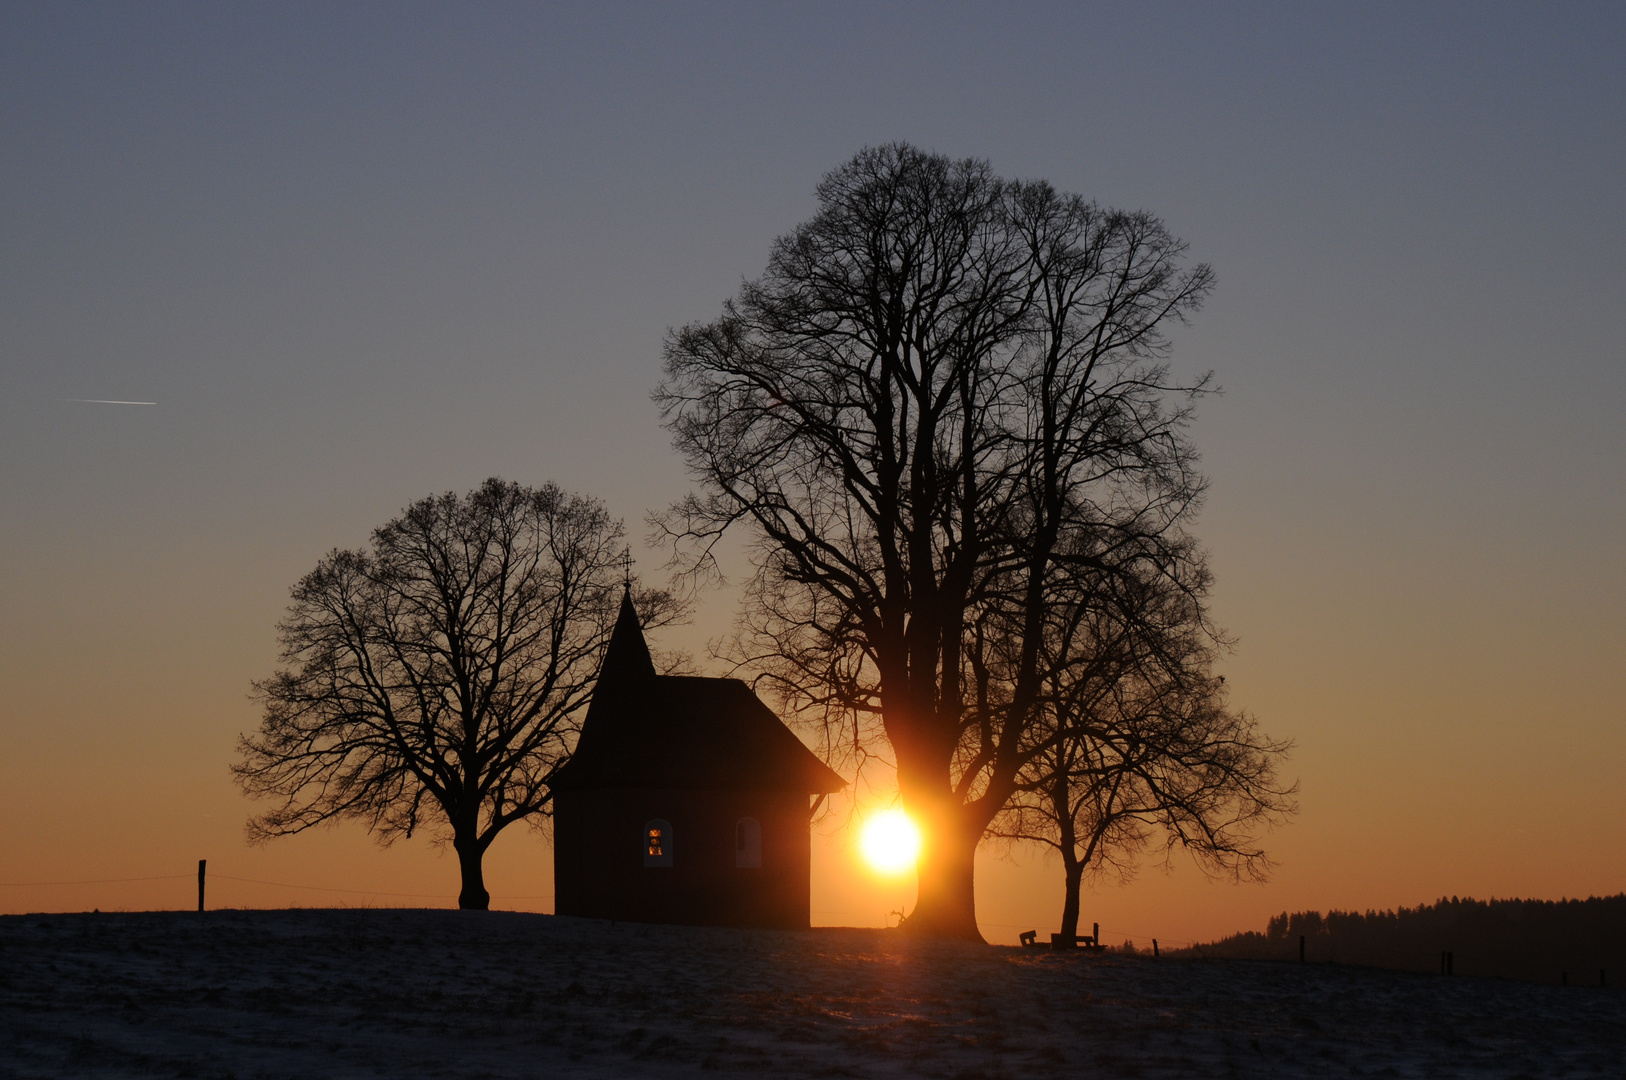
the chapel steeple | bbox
[599,587,656,685]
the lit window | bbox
[644,819,673,867]
[735,816,761,868]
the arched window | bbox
[643,819,673,867]
[734,816,761,868]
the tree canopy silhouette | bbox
[235,478,674,908]
[655,142,1280,938]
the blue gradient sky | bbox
[2,3,1622,942]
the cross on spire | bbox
[620,546,633,591]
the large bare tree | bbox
[656,144,1226,938]
[235,478,672,908]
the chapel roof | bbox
[552,591,846,794]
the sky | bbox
[2,2,1622,946]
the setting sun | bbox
[859,809,922,875]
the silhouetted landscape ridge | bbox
[1189,893,1625,986]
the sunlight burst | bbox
[859,809,921,875]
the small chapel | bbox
[551,591,845,929]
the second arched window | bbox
[735,816,761,868]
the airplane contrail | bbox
[66,399,158,405]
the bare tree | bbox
[989,566,1296,941]
[655,144,1223,938]
[234,478,675,909]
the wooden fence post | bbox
[197,859,206,912]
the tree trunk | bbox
[1055,774,1081,940]
[454,834,490,910]
[1059,856,1083,941]
[898,786,985,941]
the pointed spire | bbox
[599,587,656,685]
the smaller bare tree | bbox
[234,478,676,908]
[991,570,1295,941]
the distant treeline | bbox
[1181,895,1625,987]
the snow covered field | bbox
[2,909,1621,1079]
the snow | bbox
[1,909,1621,1078]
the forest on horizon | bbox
[1186,894,1625,987]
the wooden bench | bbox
[1018,929,1104,951]
[1051,932,1101,950]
